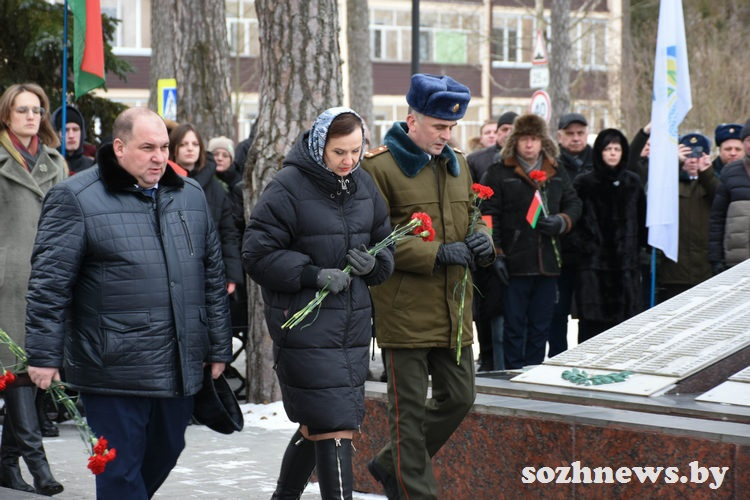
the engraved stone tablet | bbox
[512,260,750,396]
[695,366,750,407]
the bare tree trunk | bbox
[346,0,373,125]
[549,0,571,129]
[244,0,342,403]
[149,0,232,138]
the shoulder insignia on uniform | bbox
[452,147,464,155]
[365,145,389,158]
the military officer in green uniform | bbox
[363,73,494,499]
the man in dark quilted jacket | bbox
[25,107,232,499]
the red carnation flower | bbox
[93,437,108,456]
[411,212,435,242]
[471,183,494,200]
[87,454,108,475]
[529,170,547,183]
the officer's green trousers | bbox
[373,346,476,499]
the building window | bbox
[419,31,432,62]
[227,0,259,56]
[106,0,151,55]
[571,18,607,70]
[370,6,481,64]
[491,14,535,67]
[372,27,384,59]
[227,17,260,56]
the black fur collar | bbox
[97,142,184,192]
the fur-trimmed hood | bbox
[502,113,559,163]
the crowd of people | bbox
[468,110,750,374]
[2,73,749,499]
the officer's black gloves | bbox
[465,232,495,267]
[435,242,473,268]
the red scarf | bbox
[8,130,40,171]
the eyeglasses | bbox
[14,106,45,116]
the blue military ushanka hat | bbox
[406,73,471,121]
[679,133,710,154]
[714,123,743,147]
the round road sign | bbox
[529,90,551,123]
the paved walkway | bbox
[5,326,576,499]
[18,414,384,499]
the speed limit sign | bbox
[529,90,551,123]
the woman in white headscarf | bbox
[242,107,394,499]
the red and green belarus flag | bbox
[526,191,544,228]
[71,0,105,98]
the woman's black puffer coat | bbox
[189,159,244,285]
[242,133,394,432]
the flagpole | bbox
[650,248,656,308]
[61,0,69,157]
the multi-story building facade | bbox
[100,0,621,147]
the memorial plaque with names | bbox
[695,366,750,407]
[513,260,750,396]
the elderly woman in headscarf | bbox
[242,107,394,499]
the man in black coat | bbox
[467,111,517,371]
[549,112,593,358]
[25,107,232,499]
[482,113,581,369]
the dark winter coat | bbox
[709,158,750,267]
[467,144,501,183]
[558,144,594,181]
[482,150,581,276]
[658,166,717,286]
[242,132,394,432]
[188,158,244,285]
[557,144,594,266]
[25,144,232,397]
[571,129,646,323]
[627,127,650,187]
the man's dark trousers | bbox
[82,393,194,499]
[503,275,556,369]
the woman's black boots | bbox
[36,390,59,438]
[0,416,35,493]
[314,438,353,500]
[271,429,316,499]
[2,384,63,496]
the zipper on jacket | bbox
[179,211,195,255]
